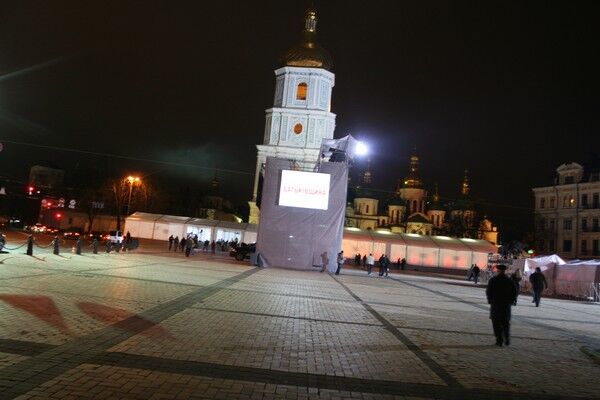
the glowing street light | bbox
[125,176,141,215]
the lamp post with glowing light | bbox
[125,176,140,216]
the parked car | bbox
[31,223,47,233]
[88,231,108,241]
[63,228,83,240]
[109,230,123,244]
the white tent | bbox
[517,255,599,299]
[553,260,600,299]
[125,212,258,243]
[342,228,497,270]
[523,254,566,274]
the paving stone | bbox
[0,251,599,399]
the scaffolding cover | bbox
[256,157,348,270]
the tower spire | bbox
[403,152,422,188]
[461,169,470,196]
[304,8,317,33]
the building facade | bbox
[533,161,600,259]
[249,9,335,224]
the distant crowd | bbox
[167,234,239,257]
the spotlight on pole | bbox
[355,141,368,157]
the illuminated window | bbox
[293,123,303,134]
[296,83,308,100]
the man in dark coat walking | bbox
[378,254,390,277]
[486,264,517,347]
[472,264,481,284]
[529,267,548,307]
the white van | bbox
[109,230,123,244]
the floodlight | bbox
[355,142,368,156]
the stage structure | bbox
[256,156,348,270]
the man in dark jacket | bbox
[378,254,390,277]
[486,264,517,347]
[472,264,481,284]
[529,267,548,307]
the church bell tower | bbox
[249,9,336,224]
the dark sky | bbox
[0,1,598,241]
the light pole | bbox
[125,176,140,216]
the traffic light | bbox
[55,212,62,220]
[27,186,35,195]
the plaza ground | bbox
[0,233,599,399]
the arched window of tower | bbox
[296,82,308,100]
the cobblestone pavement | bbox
[0,244,599,399]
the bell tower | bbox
[249,9,336,224]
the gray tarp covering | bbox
[256,157,348,270]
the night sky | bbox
[0,1,598,241]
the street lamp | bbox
[125,176,140,216]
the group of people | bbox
[167,234,199,257]
[351,252,407,272]
[486,265,548,347]
[332,251,407,277]
[168,235,240,257]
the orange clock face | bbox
[294,123,303,134]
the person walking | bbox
[362,254,367,268]
[173,236,179,252]
[211,240,216,254]
[168,235,174,250]
[320,251,329,272]
[383,254,390,277]
[467,264,475,281]
[180,237,186,253]
[529,267,548,307]
[472,264,481,284]
[486,264,517,347]
[400,258,406,271]
[378,254,389,277]
[510,269,523,305]
[185,237,193,257]
[335,251,344,275]
[366,253,375,276]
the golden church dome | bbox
[280,9,333,70]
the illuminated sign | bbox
[278,170,330,210]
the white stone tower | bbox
[249,9,336,223]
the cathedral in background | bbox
[248,8,499,245]
[345,153,499,245]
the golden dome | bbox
[280,9,333,70]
